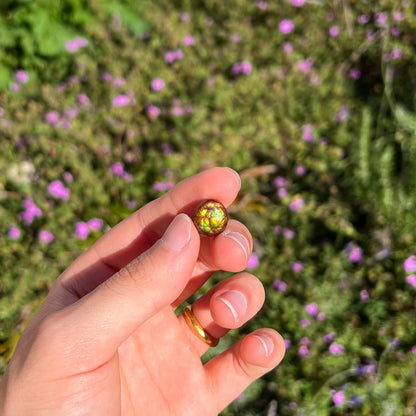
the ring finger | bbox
[178,272,266,356]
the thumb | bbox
[49,214,199,365]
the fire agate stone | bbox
[192,200,228,236]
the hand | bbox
[0,167,285,416]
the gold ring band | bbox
[183,306,219,347]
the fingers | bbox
[205,329,286,414]
[62,167,241,282]
[46,214,200,369]
[179,273,265,356]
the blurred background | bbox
[1,0,416,414]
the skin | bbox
[0,167,285,416]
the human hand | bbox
[0,167,285,416]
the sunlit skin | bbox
[0,167,285,416]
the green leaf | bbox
[0,65,12,90]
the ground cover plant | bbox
[1,0,416,414]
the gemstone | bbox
[192,200,228,236]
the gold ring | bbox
[183,305,219,347]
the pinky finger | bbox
[204,329,286,414]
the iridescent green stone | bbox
[192,200,228,236]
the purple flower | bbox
[63,172,73,183]
[279,19,295,34]
[151,78,165,91]
[87,218,104,231]
[147,104,160,117]
[284,339,291,349]
[112,94,131,107]
[295,165,307,176]
[289,196,304,212]
[183,35,195,45]
[277,187,288,198]
[329,26,340,37]
[348,69,361,80]
[299,318,311,327]
[305,302,318,316]
[292,261,303,273]
[289,0,304,6]
[48,180,70,201]
[282,228,296,239]
[332,390,345,407]
[358,14,370,25]
[20,198,42,224]
[273,176,287,188]
[273,279,287,292]
[329,342,345,355]
[247,253,259,269]
[152,181,174,192]
[302,124,314,142]
[298,58,314,74]
[255,0,268,10]
[111,162,125,176]
[403,256,416,273]
[283,42,293,54]
[412,345,416,355]
[77,93,90,106]
[406,275,416,288]
[65,37,88,53]
[360,289,370,302]
[298,344,309,356]
[15,70,29,84]
[38,230,54,244]
[113,77,125,87]
[45,111,60,125]
[349,247,363,263]
[231,61,252,76]
[8,225,21,240]
[323,332,335,343]
[75,222,90,240]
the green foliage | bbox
[0,0,149,88]
[1,0,416,414]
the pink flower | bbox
[8,225,21,240]
[329,26,340,37]
[151,78,165,91]
[247,253,259,269]
[406,275,416,288]
[65,37,88,53]
[404,256,416,273]
[295,165,307,176]
[305,302,318,316]
[289,196,304,212]
[298,58,314,73]
[20,198,42,224]
[183,35,195,45]
[349,247,363,263]
[87,218,104,231]
[283,42,293,54]
[48,180,70,201]
[112,94,131,107]
[147,105,160,117]
[302,124,314,142]
[360,289,370,302]
[273,279,287,292]
[38,230,54,244]
[111,162,125,176]
[75,222,90,240]
[348,69,361,80]
[231,61,252,75]
[77,93,90,106]
[279,19,295,34]
[273,176,287,188]
[15,70,29,84]
[298,345,309,356]
[329,342,345,355]
[332,391,345,407]
[292,261,304,273]
[45,111,60,124]
[358,14,370,25]
[289,0,304,6]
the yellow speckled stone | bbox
[192,200,228,236]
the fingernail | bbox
[216,290,247,324]
[223,231,250,261]
[253,333,274,357]
[226,167,241,188]
[162,213,192,252]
